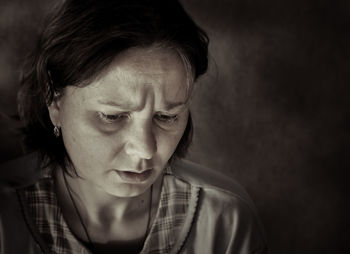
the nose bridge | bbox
[125,116,156,159]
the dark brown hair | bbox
[18,0,209,172]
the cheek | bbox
[156,116,189,158]
[61,118,115,173]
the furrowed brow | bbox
[162,102,187,112]
[97,99,138,110]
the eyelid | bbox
[98,112,130,123]
[155,111,178,118]
[97,110,182,126]
[154,113,178,124]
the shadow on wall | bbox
[0,0,349,253]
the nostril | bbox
[139,141,157,159]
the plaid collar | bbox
[18,167,200,254]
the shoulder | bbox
[0,182,43,254]
[170,160,268,252]
[0,153,41,190]
[171,159,254,207]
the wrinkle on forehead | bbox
[65,46,191,112]
[93,46,194,101]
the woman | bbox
[0,0,268,253]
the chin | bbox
[104,182,151,198]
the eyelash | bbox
[98,112,178,124]
[98,112,130,123]
[154,113,178,124]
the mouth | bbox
[114,169,153,183]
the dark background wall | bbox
[0,0,349,253]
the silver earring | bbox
[54,126,61,138]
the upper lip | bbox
[114,169,152,174]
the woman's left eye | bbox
[154,114,178,124]
[98,112,129,123]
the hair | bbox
[18,0,209,173]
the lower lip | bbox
[114,169,152,183]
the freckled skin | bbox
[48,47,190,198]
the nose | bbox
[124,119,157,160]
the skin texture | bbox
[47,47,191,247]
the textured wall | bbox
[0,0,349,253]
[183,0,350,253]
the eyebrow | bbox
[162,101,187,112]
[97,100,131,108]
[97,100,187,111]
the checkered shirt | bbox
[18,167,200,254]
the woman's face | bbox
[48,47,190,197]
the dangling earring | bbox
[54,126,61,138]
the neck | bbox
[56,169,162,223]
[54,168,162,245]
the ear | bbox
[47,97,62,127]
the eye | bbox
[98,112,130,124]
[154,113,178,124]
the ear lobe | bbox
[47,99,62,127]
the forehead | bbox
[66,47,190,107]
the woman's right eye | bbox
[97,112,130,124]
